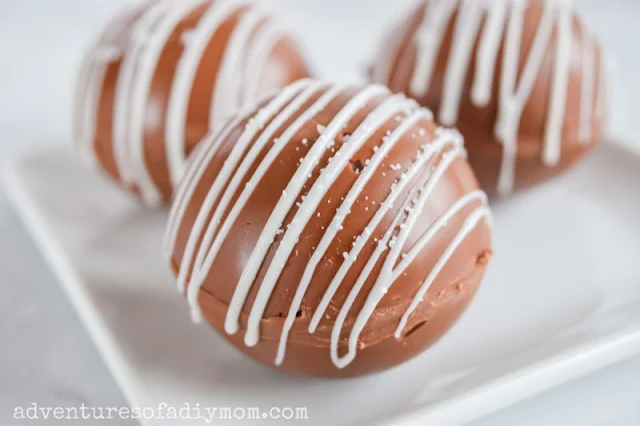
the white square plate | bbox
[5,142,640,426]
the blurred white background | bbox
[0,1,639,425]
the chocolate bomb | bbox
[371,0,610,197]
[164,80,493,377]
[74,0,310,205]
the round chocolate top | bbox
[371,0,609,196]
[165,80,493,377]
[74,0,310,205]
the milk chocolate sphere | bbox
[74,0,310,205]
[371,0,610,197]
[164,80,493,377]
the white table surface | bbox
[1,0,639,425]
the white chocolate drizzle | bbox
[375,0,606,196]
[165,0,249,186]
[579,31,595,143]
[177,79,320,300]
[76,0,294,204]
[238,85,390,347]
[276,95,423,365]
[74,3,143,167]
[163,106,250,259]
[165,82,492,369]
[122,0,205,205]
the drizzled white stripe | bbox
[392,37,419,93]
[112,0,173,197]
[471,0,507,106]
[75,49,98,157]
[240,85,388,346]
[410,0,458,96]
[177,80,316,302]
[329,206,405,368]
[215,85,374,337]
[240,20,285,104]
[594,48,610,127]
[309,128,465,333]
[439,0,484,126]
[75,4,140,165]
[77,53,115,166]
[126,0,205,205]
[497,0,556,195]
[163,111,245,260]
[395,204,491,337]
[391,190,487,282]
[210,7,268,132]
[183,82,324,319]
[543,1,572,166]
[579,32,596,143]
[275,96,421,365]
[165,0,246,187]
[329,130,469,368]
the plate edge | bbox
[2,158,154,426]
[382,326,640,425]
